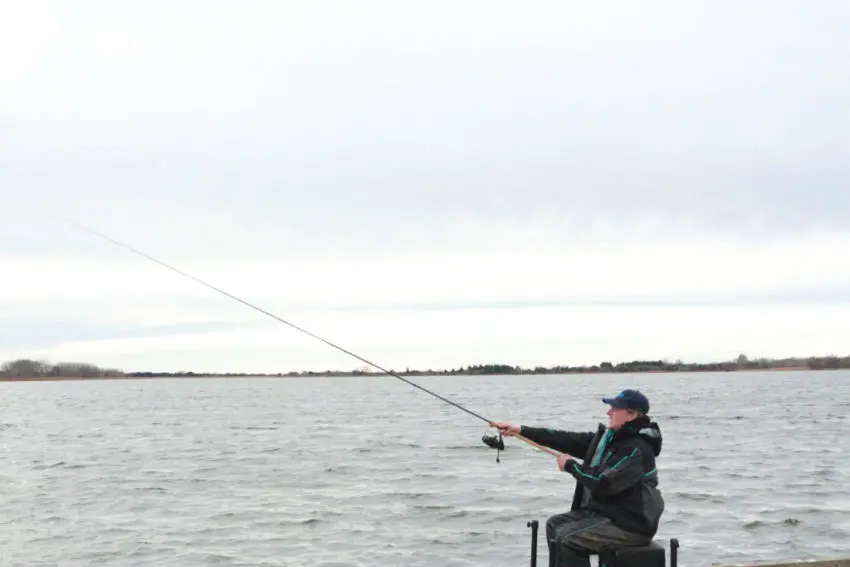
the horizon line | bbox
[2,353,849,379]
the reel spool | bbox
[481,432,505,462]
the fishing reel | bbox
[482,431,505,463]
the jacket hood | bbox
[620,415,663,456]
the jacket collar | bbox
[611,415,651,439]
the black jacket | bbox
[520,415,665,538]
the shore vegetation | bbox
[2,353,849,380]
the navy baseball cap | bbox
[602,389,650,414]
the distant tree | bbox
[1,358,51,377]
[0,358,124,378]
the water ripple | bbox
[1,370,849,566]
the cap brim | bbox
[602,397,627,408]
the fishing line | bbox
[64,220,560,461]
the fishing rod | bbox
[65,220,562,461]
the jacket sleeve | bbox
[564,444,646,496]
[519,426,594,457]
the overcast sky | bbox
[2,1,849,374]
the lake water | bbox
[1,371,849,566]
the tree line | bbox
[441,354,850,375]
[2,353,850,379]
[0,358,124,378]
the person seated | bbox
[493,389,664,567]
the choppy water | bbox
[1,370,849,566]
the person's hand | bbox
[490,422,521,437]
[557,453,573,471]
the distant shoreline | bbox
[2,365,844,383]
[2,354,848,382]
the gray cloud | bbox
[2,1,848,256]
[0,318,243,352]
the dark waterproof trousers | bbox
[546,510,652,567]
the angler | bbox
[494,389,664,567]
